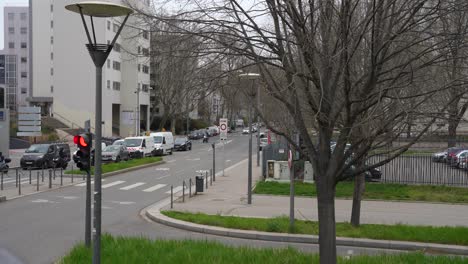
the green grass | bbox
[162,211,468,246]
[60,234,468,264]
[64,156,162,175]
[254,181,468,203]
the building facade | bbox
[29,0,151,137]
[2,6,30,111]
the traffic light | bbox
[74,133,92,171]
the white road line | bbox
[75,179,106,187]
[143,184,166,192]
[155,168,170,171]
[166,160,176,163]
[166,185,187,194]
[120,182,145,190]
[2,178,31,184]
[155,175,169,180]
[102,180,125,189]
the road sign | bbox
[17,106,42,137]
[219,118,228,140]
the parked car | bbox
[112,139,125,146]
[0,153,11,173]
[150,132,174,155]
[21,143,71,169]
[432,150,447,162]
[449,149,468,167]
[124,136,156,158]
[242,127,250,134]
[189,130,204,140]
[174,137,192,151]
[101,145,129,162]
[446,147,466,164]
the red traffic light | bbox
[74,135,89,147]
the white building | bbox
[29,0,151,137]
[2,6,30,111]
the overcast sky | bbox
[0,0,28,50]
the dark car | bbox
[21,143,71,169]
[189,130,203,140]
[174,137,192,151]
[101,145,129,162]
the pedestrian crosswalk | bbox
[166,185,187,194]
[119,182,145,190]
[74,180,181,195]
[102,180,125,189]
[143,184,166,192]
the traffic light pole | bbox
[94,65,103,264]
[85,168,91,247]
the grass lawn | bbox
[60,234,468,264]
[162,211,468,246]
[64,156,162,175]
[254,181,468,203]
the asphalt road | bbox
[0,132,401,264]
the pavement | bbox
[145,156,468,255]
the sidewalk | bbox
[145,156,468,254]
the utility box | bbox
[267,160,275,178]
[196,176,204,193]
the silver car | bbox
[101,145,129,162]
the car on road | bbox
[112,139,125,146]
[21,143,71,169]
[174,137,192,151]
[259,137,268,150]
[242,127,250,134]
[101,145,129,162]
[189,130,204,140]
[432,150,447,162]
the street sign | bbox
[219,118,228,140]
[17,106,42,137]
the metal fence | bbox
[368,155,468,186]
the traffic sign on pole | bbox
[219,118,228,140]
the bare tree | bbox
[128,1,468,263]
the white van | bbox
[150,132,174,155]
[124,136,155,158]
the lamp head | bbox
[65,1,133,17]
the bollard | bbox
[71,172,74,183]
[16,168,18,187]
[210,169,213,186]
[18,172,21,195]
[60,168,63,186]
[42,168,44,182]
[182,181,185,203]
[49,170,52,189]
[205,171,208,189]
[170,185,173,209]
[36,171,39,191]
[1,171,3,191]
[29,169,32,184]
[53,169,56,180]
[189,178,192,198]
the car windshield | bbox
[260,138,268,143]
[124,138,142,147]
[103,146,120,152]
[175,138,186,143]
[154,136,163,143]
[25,144,49,154]
[113,140,124,146]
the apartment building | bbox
[29,0,151,137]
[2,6,30,111]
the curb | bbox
[145,190,468,255]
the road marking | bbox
[186,158,201,161]
[226,160,231,162]
[2,178,31,184]
[110,201,136,205]
[120,182,146,190]
[166,185,187,194]
[156,167,170,171]
[56,196,79,200]
[155,175,169,180]
[166,160,176,163]
[31,199,58,203]
[75,179,106,187]
[102,181,125,189]
[143,184,166,192]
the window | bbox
[142,30,148,39]
[21,72,27,78]
[50,4,53,12]
[112,81,121,91]
[51,36,54,44]
[113,61,121,71]
[107,80,110,89]
[113,23,119,32]
[138,64,141,72]
[21,57,27,63]
[155,107,160,114]
[107,59,110,68]
[8,13,14,20]
[107,21,111,30]
[114,43,121,52]
[8,27,15,34]
[142,65,149,74]
[51,85,54,93]
[20,27,27,34]
[21,88,27,94]
[142,48,149,56]
[50,68,53,76]
[51,52,54,60]
[8,42,15,49]
[21,42,27,49]
[20,13,27,20]
[142,84,149,92]
[50,20,54,28]
[138,46,141,54]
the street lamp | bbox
[239,72,260,205]
[65,2,133,264]
[135,85,141,136]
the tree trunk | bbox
[350,159,366,226]
[448,115,458,148]
[316,176,337,264]
[171,118,176,134]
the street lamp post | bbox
[239,73,260,205]
[65,2,132,264]
[135,86,140,136]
